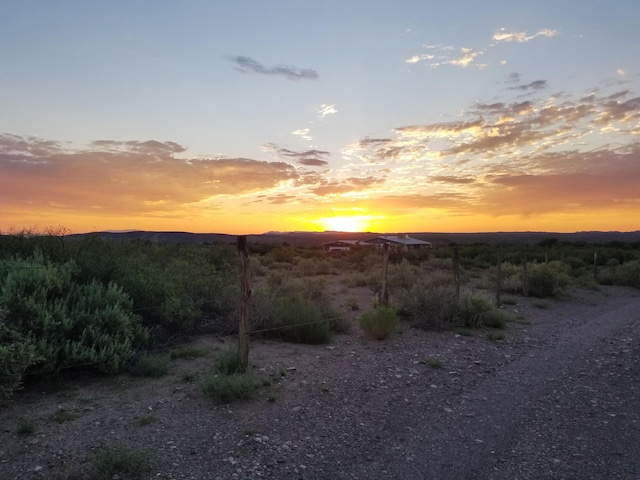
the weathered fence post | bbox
[237,235,251,371]
[522,257,529,297]
[379,242,390,307]
[495,249,502,307]
[593,251,598,280]
[452,245,461,299]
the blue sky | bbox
[1,1,639,234]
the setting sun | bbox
[315,215,373,232]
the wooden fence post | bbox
[593,251,598,280]
[522,257,529,297]
[495,249,502,307]
[379,242,390,307]
[237,235,251,371]
[452,245,461,299]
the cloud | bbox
[430,175,476,185]
[406,45,485,69]
[507,80,548,92]
[292,128,312,141]
[318,104,338,118]
[229,55,319,81]
[0,135,297,217]
[311,176,385,196]
[492,28,558,43]
[264,144,331,167]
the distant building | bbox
[321,240,373,254]
[364,234,431,250]
[322,234,430,253]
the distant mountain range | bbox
[66,230,640,246]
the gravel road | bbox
[1,286,639,480]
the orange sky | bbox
[2,3,640,235]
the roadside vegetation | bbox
[0,228,638,401]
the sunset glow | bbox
[1,2,639,235]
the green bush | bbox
[201,372,262,404]
[359,306,398,340]
[610,260,640,288]
[93,444,157,480]
[213,346,245,375]
[0,319,38,401]
[0,253,148,399]
[273,294,331,344]
[458,294,494,329]
[128,353,170,378]
[398,274,459,330]
[527,261,571,298]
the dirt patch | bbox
[1,285,639,480]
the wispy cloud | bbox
[292,128,312,141]
[507,80,548,92]
[492,28,558,43]
[406,45,485,69]
[263,143,330,167]
[229,55,319,81]
[317,104,338,118]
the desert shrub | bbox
[527,261,571,298]
[0,319,38,401]
[609,260,640,288]
[500,262,522,293]
[201,372,263,404]
[93,444,157,480]
[128,353,170,378]
[213,346,245,375]
[458,294,494,329]
[397,273,459,330]
[359,306,398,340]
[481,309,511,329]
[0,253,148,395]
[388,258,418,290]
[271,294,331,344]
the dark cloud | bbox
[505,72,521,84]
[230,56,319,81]
[268,145,330,167]
[507,80,548,91]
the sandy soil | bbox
[1,284,639,480]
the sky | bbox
[1,0,640,235]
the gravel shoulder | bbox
[1,285,639,480]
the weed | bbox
[182,371,197,382]
[51,410,79,423]
[501,295,518,305]
[454,328,475,337]
[481,309,511,329]
[267,388,277,403]
[320,385,330,392]
[137,415,157,426]
[201,373,263,404]
[17,415,36,435]
[170,346,205,360]
[359,306,398,340]
[424,357,442,369]
[532,300,550,309]
[345,295,360,311]
[93,444,156,479]
[214,347,245,375]
[487,331,506,341]
[128,353,170,378]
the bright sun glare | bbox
[317,216,371,232]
